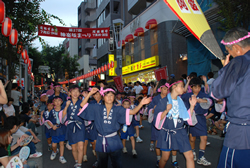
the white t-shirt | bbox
[133,85,143,95]
[147,86,152,95]
[3,104,15,117]
[11,129,25,146]
[11,90,22,106]
[170,99,179,128]
[207,78,215,85]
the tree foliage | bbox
[0,0,65,80]
[214,0,250,31]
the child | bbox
[47,96,67,164]
[120,99,137,158]
[181,77,212,166]
[83,87,99,167]
[78,87,151,168]
[61,85,85,168]
[40,99,53,151]
[154,79,197,168]
[128,93,143,143]
[147,79,169,166]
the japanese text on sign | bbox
[38,25,110,39]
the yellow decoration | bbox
[122,56,159,75]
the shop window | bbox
[139,36,145,60]
[113,1,120,14]
[150,29,158,56]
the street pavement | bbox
[39,121,223,168]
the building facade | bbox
[62,37,78,58]
[119,0,188,83]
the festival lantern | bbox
[9,29,18,45]
[107,63,110,70]
[93,70,96,76]
[1,17,12,37]
[24,58,29,64]
[0,0,5,23]
[111,61,114,68]
[104,64,107,71]
[101,66,104,72]
[21,49,28,60]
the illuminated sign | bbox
[108,54,117,76]
[122,56,159,75]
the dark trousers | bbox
[96,149,122,168]
[13,105,19,117]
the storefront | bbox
[122,56,159,84]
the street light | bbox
[112,19,124,76]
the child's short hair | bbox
[190,77,202,87]
[122,99,131,104]
[53,96,63,102]
[69,85,80,92]
[4,116,20,130]
[47,99,53,105]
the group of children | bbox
[39,76,223,168]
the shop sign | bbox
[108,54,117,76]
[154,66,168,81]
[113,75,123,93]
[125,55,131,65]
[122,56,159,75]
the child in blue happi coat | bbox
[78,87,151,168]
[181,77,212,166]
[120,99,137,158]
[154,79,197,168]
[47,96,67,164]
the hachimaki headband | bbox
[221,32,250,45]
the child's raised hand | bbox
[90,88,99,95]
[66,100,71,107]
[40,111,44,116]
[141,97,151,105]
[189,95,197,106]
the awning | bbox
[125,34,134,42]
[145,19,157,29]
[118,40,125,47]
[134,27,144,36]
[172,5,221,37]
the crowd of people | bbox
[0,27,249,168]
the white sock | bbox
[75,160,78,163]
[172,155,177,162]
[157,155,161,161]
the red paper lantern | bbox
[1,17,12,37]
[9,29,18,45]
[22,49,28,60]
[0,0,5,23]
[98,68,101,74]
[107,63,110,70]
[111,61,114,68]
[24,59,28,64]
[93,70,96,76]
[101,66,104,72]
[104,64,107,71]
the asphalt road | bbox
[41,121,223,168]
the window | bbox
[98,38,107,48]
[78,20,81,27]
[139,36,145,60]
[97,0,104,7]
[150,29,158,56]
[129,42,134,63]
[97,10,106,27]
[113,1,120,14]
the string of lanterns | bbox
[0,0,34,81]
[58,61,114,84]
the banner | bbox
[108,54,117,76]
[38,25,110,39]
[154,67,168,81]
[163,0,224,59]
[113,75,124,93]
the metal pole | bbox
[24,46,28,102]
[19,57,22,90]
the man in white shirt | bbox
[132,81,143,96]
[3,97,15,117]
[207,72,215,95]
[11,83,22,117]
